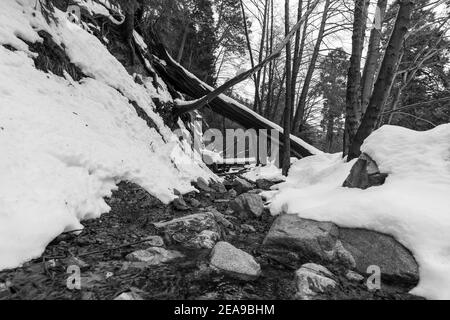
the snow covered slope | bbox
[267,124,450,299]
[0,0,213,270]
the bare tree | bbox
[343,0,369,156]
[348,0,415,160]
[360,0,388,113]
[282,0,293,175]
[292,0,332,136]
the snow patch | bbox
[0,0,212,270]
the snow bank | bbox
[267,124,450,299]
[243,162,285,183]
[0,0,213,270]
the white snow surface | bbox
[243,162,285,183]
[0,0,213,270]
[267,124,450,299]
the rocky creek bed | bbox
[0,174,424,300]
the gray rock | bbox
[263,214,419,286]
[194,177,213,192]
[189,198,201,208]
[172,197,189,211]
[153,212,222,249]
[229,193,264,218]
[227,189,237,198]
[193,230,221,249]
[126,247,184,265]
[232,177,254,194]
[208,208,234,229]
[256,179,283,190]
[210,242,261,280]
[142,235,164,247]
[210,181,227,193]
[346,270,365,282]
[295,263,337,300]
[340,228,419,286]
[263,215,352,266]
[247,189,263,194]
[343,153,388,189]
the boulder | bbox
[232,177,254,194]
[229,193,264,218]
[339,228,419,286]
[263,214,419,286]
[210,242,261,280]
[126,247,184,265]
[343,153,388,189]
[295,263,337,300]
[263,215,353,267]
[153,212,222,249]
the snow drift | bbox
[267,124,450,299]
[0,0,213,270]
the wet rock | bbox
[142,235,164,247]
[153,212,222,249]
[210,242,261,280]
[343,153,388,189]
[232,177,254,194]
[229,193,264,218]
[340,228,419,287]
[172,197,189,211]
[256,179,283,190]
[346,270,365,282]
[125,247,184,265]
[295,263,337,300]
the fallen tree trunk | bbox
[144,31,320,158]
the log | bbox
[144,31,320,158]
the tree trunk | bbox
[343,0,369,156]
[254,0,269,113]
[360,0,387,113]
[290,0,304,119]
[282,0,292,176]
[292,0,330,136]
[325,113,335,152]
[239,0,260,111]
[348,0,415,160]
